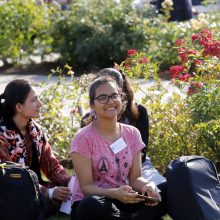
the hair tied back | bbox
[0,93,5,102]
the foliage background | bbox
[1,0,219,173]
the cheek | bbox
[117,102,123,111]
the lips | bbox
[105,107,116,111]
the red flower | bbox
[70,108,79,114]
[138,56,149,64]
[127,49,137,56]
[178,73,192,82]
[142,57,149,63]
[191,34,199,42]
[176,39,185,47]
[201,29,212,41]
[187,82,204,94]
[188,49,197,55]
[203,41,220,57]
[170,65,186,78]
[178,47,188,63]
[190,82,204,88]
[194,59,203,65]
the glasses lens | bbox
[111,94,121,102]
[98,95,109,104]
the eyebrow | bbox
[96,92,118,96]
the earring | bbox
[90,110,97,119]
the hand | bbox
[113,185,145,204]
[52,186,72,201]
[141,182,161,206]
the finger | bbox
[145,201,159,206]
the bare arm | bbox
[128,151,161,206]
[72,152,144,204]
[128,151,149,191]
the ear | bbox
[90,103,95,110]
[15,103,23,113]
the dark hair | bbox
[120,72,139,124]
[89,76,122,106]
[97,68,123,88]
[0,79,32,118]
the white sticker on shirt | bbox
[110,137,127,154]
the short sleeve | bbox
[70,128,93,159]
[131,127,145,155]
[121,124,145,156]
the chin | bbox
[34,113,41,118]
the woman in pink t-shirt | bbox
[70,76,167,220]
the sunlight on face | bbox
[19,88,42,119]
[92,81,122,119]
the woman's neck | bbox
[12,114,29,135]
[93,118,120,142]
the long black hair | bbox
[0,79,32,118]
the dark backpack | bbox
[0,162,41,220]
[166,155,220,220]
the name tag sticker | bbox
[110,137,127,154]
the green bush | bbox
[1,0,220,72]
[51,0,154,70]
[118,27,220,172]
[38,28,219,172]
[37,66,94,159]
[0,0,58,64]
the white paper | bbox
[59,175,76,215]
[110,137,127,154]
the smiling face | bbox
[16,88,42,119]
[91,80,122,120]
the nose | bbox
[107,96,115,104]
[38,99,43,107]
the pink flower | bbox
[127,49,137,56]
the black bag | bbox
[166,155,220,220]
[0,162,41,220]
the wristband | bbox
[48,187,57,200]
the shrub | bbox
[37,65,95,159]
[51,0,155,70]
[0,0,58,65]
[118,28,219,172]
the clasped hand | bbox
[114,184,161,206]
[53,186,72,201]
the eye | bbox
[98,95,108,102]
[32,96,38,102]
[112,94,121,101]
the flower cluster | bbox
[124,49,149,69]
[170,28,220,94]
[192,29,220,57]
[120,49,157,79]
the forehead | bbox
[95,81,118,95]
[25,87,37,99]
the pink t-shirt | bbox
[70,123,145,202]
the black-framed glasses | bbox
[94,93,122,104]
